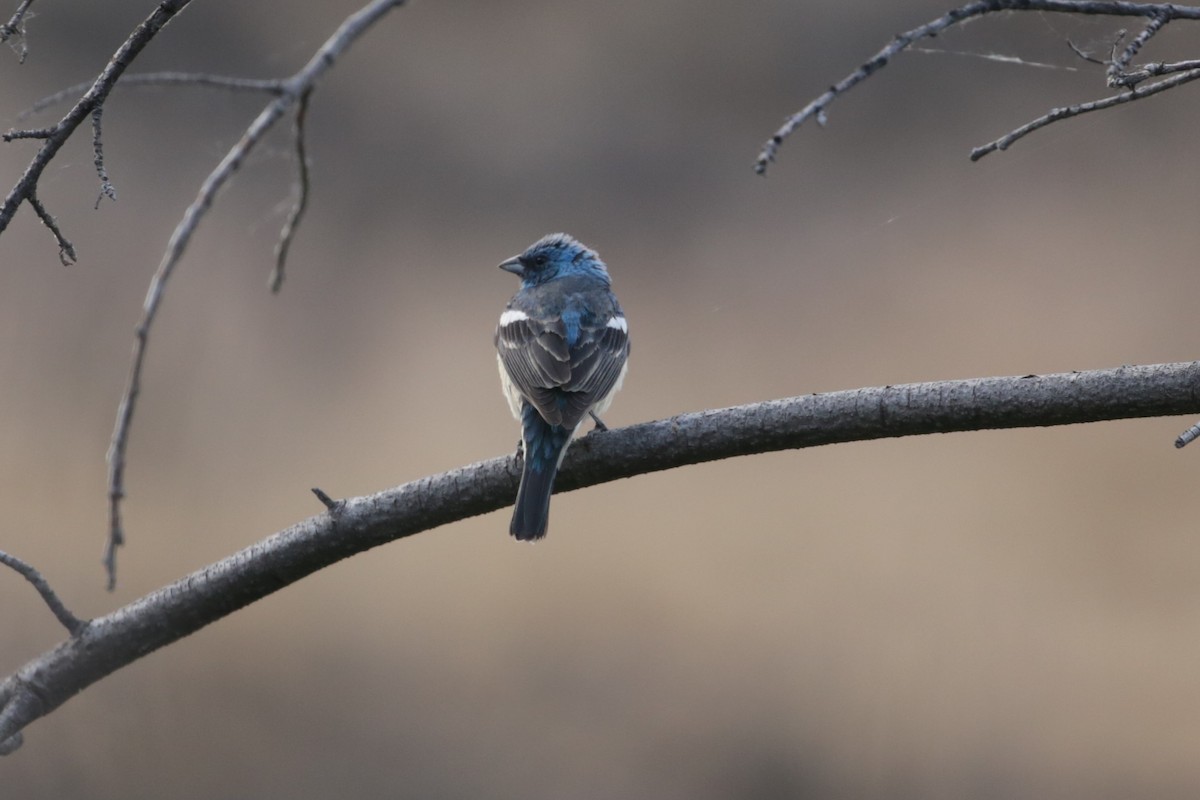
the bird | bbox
[494,233,630,540]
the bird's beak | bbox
[498,256,524,276]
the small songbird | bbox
[495,233,630,540]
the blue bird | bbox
[495,233,630,540]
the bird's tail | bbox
[511,405,574,541]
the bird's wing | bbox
[496,299,628,429]
[557,314,629,426]
[496,308,572,426]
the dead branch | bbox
[5,360,1200,754]
[0,0,194,248]
[104,0,408,590]
[756,0,1200,174]
[0,0,37,62]
[0,550,87,635]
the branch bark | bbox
[2,360,1198,754]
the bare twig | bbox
[1109,57,1200,86]
[0,0,195,253]
[3,127,54,140]
[1069,17,1195,87]
[91,107,116,209]
[19,72,287,120]
[104,0,408,590]
[7,360,1200,754]
[1068,38,1109,65]
[311,487,343,511]
[755,0,1200,174]
[1109,11,1169,84]
[969,65,1200,159]
[0,0,36,62]
[270,88,313,294]
[1176,421,1200,448]
[27,190,75,265]
[0,550,87,635]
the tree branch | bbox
[26,189,75,264]
[0,0,37,63]
[1175,420,1200,448]
[1109,11,1169,84]
[969,65,1200,159]
[19,72,288,120]
[4,360,1200,753]
[0,0,194,246]
[269,88,313,294]
[0,550,87,635]
[104,0,408,591]
[755,0,1200,174]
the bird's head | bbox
[498,233,610,287]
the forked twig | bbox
[0,0,194,255]
[104,0,408,589]
[0,0,36,62]
[756,0,1200,174]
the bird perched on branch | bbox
[495,233,630,540]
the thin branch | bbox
[1109,56,1200,87]
[969,65,1200,160]
[1175,421,1200,448]
[0,551,87,636]
[311,487,343,511]
[269,88,313,294]
[1109,11,1169,83]
[0,0,194,251]
[104,0,408,590]
[0,0,36,62]
[6,360,1200,754]
[26,190,75,265]
[1068,37,1109,65]
[91,107,116,209]
[755,0,1200,174]
[2,127,54,140]
[19,72,288,120]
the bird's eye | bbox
[532,254,548,267]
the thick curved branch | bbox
[5,360,1200,754]
[755,0,1200,174]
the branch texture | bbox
[3,360,1199,754]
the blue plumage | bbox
[494,234,630,540]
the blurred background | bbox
[2,1,1200,797]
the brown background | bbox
[3,1,1200,797]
